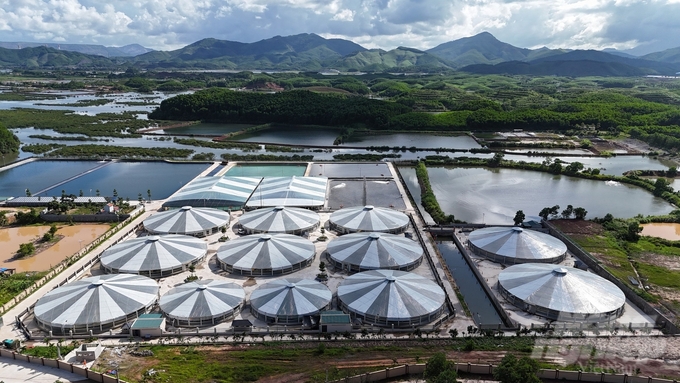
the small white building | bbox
[75,343,104,362]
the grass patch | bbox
[23,344,77,359]
[636,262,680,289]
[570,233,636,284]
[0,272,47,306]
[112,338,535,382]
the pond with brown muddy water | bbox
[0,224,110,272]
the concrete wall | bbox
[40,213,129,222]
[0,348,128,383]
[329,363,679,383]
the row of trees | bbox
[538,205,588,221]
[0,123,20,155]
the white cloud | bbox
[331,8,354,21]
[0,0,676,54]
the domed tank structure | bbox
[159,280,245,327]
[239,206,320,235]
[100,234,207,278]
[329,205,409,234]
[467,226,567,264]
[143,206,230,237]
[163,176,261,210]
[498,263,626,322]
[216,234,315,276]
[326,232,423,272]
[34,274,159,335]
[249,278,332,324]
[337,269,445,327]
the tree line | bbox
[0,123,20,155]
[149,88,410,129]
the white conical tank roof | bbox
[337,269,445,321]
[468,226,567,263]
[327,232,423,271]
[239,206,319,233]
[34,274,158,330]
[100,234,207,275]
[250,278,331,318]
[144,207,230,235]
[498,263,626,317]
[159,279,245,324]
[216,233,315,274]
[330,205,409,233]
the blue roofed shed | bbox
[131,314,165,337]
[319,311,352,333]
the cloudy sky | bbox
[0,0,678,55]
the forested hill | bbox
[133,33,366,70]
[0,123,20,155]
[149,89,410,128]
[0,46,120,68]
[150,88,680,141]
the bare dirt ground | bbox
[640,253,680,271]
[591,140,634,154]
[619,138,655,153]
[551,219,604,236]
[538,337,680,378]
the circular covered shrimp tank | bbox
[326,232,423,272]
[34,274,159,335]
[216,234,315,276]
[468,226,567,264]
[498,263,626,322]
[159,280,245,327]
[100,234,207,278]
[337,269,445,327]
[329,205,409,234]
[239,206,320,235]
[249,278,332,324]
[143,206,230,237]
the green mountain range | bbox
[426,32,566,68]
[641,47,680,64]
[132,33,365,70]
[462,49,680,76]
[330,47,453,71]
[0,42,151,57]
[0,46,121,68]
[1,32,679,76]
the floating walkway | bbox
[33,160,116,196]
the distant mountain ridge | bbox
[0,32,679,75]
[426,32,568,68]
[460,49,680,76]
[0,42,152,57]
[132,33,366,70]
[0,46,121,68]
[331,47,454,71]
